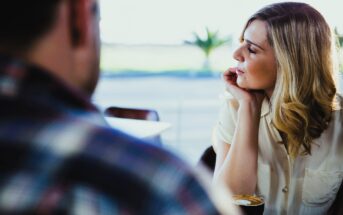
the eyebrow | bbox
[245,39,265,51]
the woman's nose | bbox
[233,46,244,62]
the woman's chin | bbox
[237,81,248,89]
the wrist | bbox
[238,100,262,121]
[238,100,262,113]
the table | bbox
[105,117,171,139]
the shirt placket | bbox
[281,146,293,214]
[267,115,292,214]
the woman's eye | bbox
[247,47,256,54]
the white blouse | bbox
[214,94,343,215]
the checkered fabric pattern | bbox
[0,55,219,214]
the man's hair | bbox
[242,2,337,158]
[0,0,62,54]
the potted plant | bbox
[185,28,231,72]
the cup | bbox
[232,194,264,215]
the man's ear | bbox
[69,0,90,47]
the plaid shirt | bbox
[0,55,220,215]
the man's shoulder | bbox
[39,115,182,164]
[0,115,219,214]
[52,115,192,182]
[54,119,219,214]
[78,122,192,180]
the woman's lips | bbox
[236,68,244,75]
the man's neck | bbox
[25,0,76,92]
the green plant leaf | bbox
[184,28,232,58]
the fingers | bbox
[223,67,236,77]
[222,67,249,99]
[223,67,237,84]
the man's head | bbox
[0,0,101,96]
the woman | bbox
[213,2,343,214]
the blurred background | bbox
[93,0,343,164]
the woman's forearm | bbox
[214,101,260,194]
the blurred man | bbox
[0,0,237,214]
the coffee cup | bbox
[232,194,264,215]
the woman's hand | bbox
[214,68,264,194]
[223,67,265,109]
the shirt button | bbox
[282,186,288,193]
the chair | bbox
[197,146,216,174]
[197,128,217,175]
[104,106,159,121]
[104,106,162,145]
[328,179,343,214]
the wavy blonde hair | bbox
[243,2,337,158]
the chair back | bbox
[328,179,343,214]
[104,106,162,145]
[104,106,160,121]
[197,146,216,174]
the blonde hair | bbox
[244,2,337,158]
